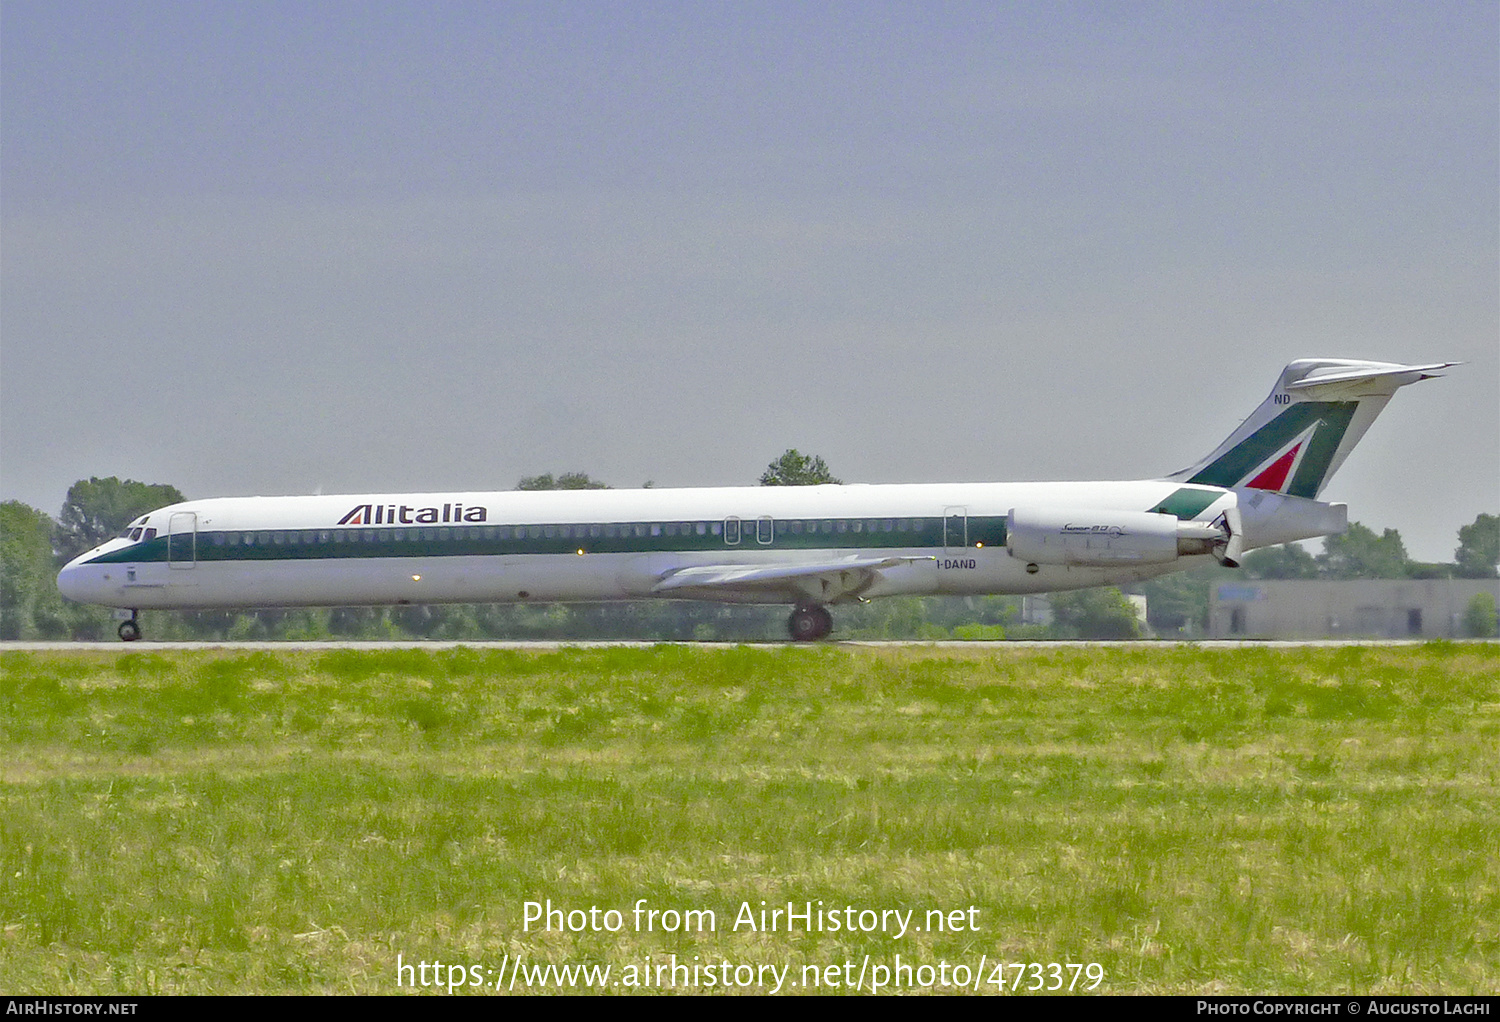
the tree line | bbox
[2,452,1495,641]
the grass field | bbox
[1,643,1497,995]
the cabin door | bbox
[943,506,968,550]
[167,512,197,569]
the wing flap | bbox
[652,556,934,603]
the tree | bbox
[1,501,59,638]
[1132,562,1241,635]
[1241,542,1318,579]
[1048,586,1141,639]
[1463,592,1498,638]
[1454,513,1499,579]
[759,449,841,486]
[516,472,610,490]
[1317,521,1408,579]
[55,477,185,561]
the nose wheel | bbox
[118,613,141,642]
[788,604,834,642]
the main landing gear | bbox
[118,612,141,642]
[787,604,834,642]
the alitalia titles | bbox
[338,503,488,526]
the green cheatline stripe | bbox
[1146,487,1225,520]
[1187,402,1356,498]
[87,516,1014,565]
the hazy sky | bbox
[3,2,1495,561]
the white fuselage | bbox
[55,478,1345,613]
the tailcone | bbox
[1235,489,1347,552]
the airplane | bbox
[58,358,1453,642]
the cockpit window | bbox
[129,528,143,541]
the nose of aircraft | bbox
[56,556,93,603]
[57,537,140,606]
[56,548,119,605]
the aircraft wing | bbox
[651,555,936,604]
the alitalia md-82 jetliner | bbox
[59,358,1452,642]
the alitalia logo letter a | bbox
[1238,423,1318,493]
[338,505,372,526]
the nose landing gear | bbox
[118,612,141,642]
[787,604,834,642]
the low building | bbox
[1209,579,1500,639]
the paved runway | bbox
[4,638,1490,651]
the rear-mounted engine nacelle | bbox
[1006,508,1229,566]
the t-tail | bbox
[1169,358,1456,499]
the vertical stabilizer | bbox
[1167,359,1455,499]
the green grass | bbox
[1,644,1497,994]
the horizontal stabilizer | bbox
[1284,361,1458,395]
